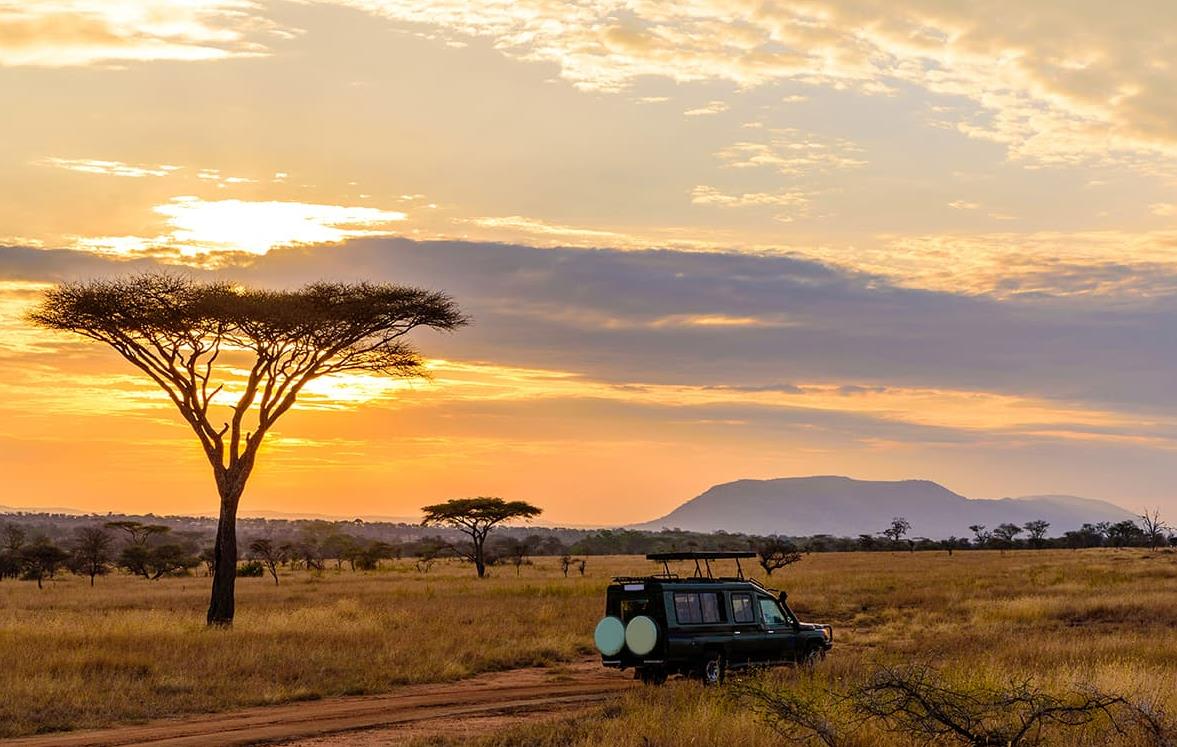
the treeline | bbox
[0,518,586,587]
[4,511,1174,588]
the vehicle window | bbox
[674,592,725,624]
[620,598,649,622]
[731,593,755,623]
[758,597,788,627]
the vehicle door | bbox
[727,591,761,665]
[755,595,799,662]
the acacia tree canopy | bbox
[420,497,542,578]
[30,273,466,624]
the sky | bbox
[2,0,1177,525]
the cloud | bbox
[328,0,1177,167]
[1150,204,1177,217]
[0,0,291,67]
[947,200,981,210]
[714,129,867,175]
[690,185,810,209]
[36,157,182,178]
[683,100,729,116]
[61,197,407,258]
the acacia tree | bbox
[881,517,911,548]
[421,498,542,578]
[757,538,804,576]
[1022,519,1050,549]
[30,273,466,625]
[70,526,114,586]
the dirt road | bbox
[2,661,632,747]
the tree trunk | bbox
[207,485,242,626]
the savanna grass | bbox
[2,549,1175,740]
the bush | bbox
[237,561,265,577]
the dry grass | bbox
[403,549,1177,747]
[2,549,1176,742]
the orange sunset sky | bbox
[2,1,1177,524]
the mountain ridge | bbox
[633,476,1137,538]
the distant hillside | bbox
[634,476,1138,538]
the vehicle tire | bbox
[638,666,667,686]
[797,645,825,668]
[700,651,725,686]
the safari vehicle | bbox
[593,551,833,685]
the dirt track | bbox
[2,661,633,747]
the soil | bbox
[3,660,632,747]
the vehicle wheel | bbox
[638,666,667,685]
[701,651,725,686]
[798,645,825,668]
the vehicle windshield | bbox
[758,597,789,627]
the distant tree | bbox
[248,538,286,585]
[857,534,878,551]
[31,273,466,625]
[501,536,535,575]
[420,498,543,578]
[0,523,26,580]
[968,524,992,548]
[119,543,200,580]
[560,554,573,577]
[3,523,26,553]
[69,526,114,586]
[1139,508,1169,551]
[199,545,217,576]
[757,538,804,576]
[1023,520,1051,549]
[21,539,69,589]
[1064,523,1105,549]
[881,517,911,547]
[1106,520,1144,548]
[104,520,170,546]
[992,523,1023,552]
[413,536,447,573]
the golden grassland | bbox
[2,549,1176,742]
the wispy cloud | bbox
[327,0,1177,167]
[715,129,867,175]
[37,157,181,178]
[0,0,292,67]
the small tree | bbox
[968,524,992,548]
[32,274,466,626]
[882,517,911,548]
[21,539,69,589]
[248,537,286,585]
[992,523,1023,553]
[119,543,200,579]
[105,521,170,546]
[757,538,803,576]
[70,526,114,586]
[1140,508,1169,551]
[420,498,543,578]
[1022,520,1050,549]
[1106,520,1143,548]
[0,523,25,580]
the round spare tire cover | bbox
[594,616,625,656]
[625,615,659,655]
